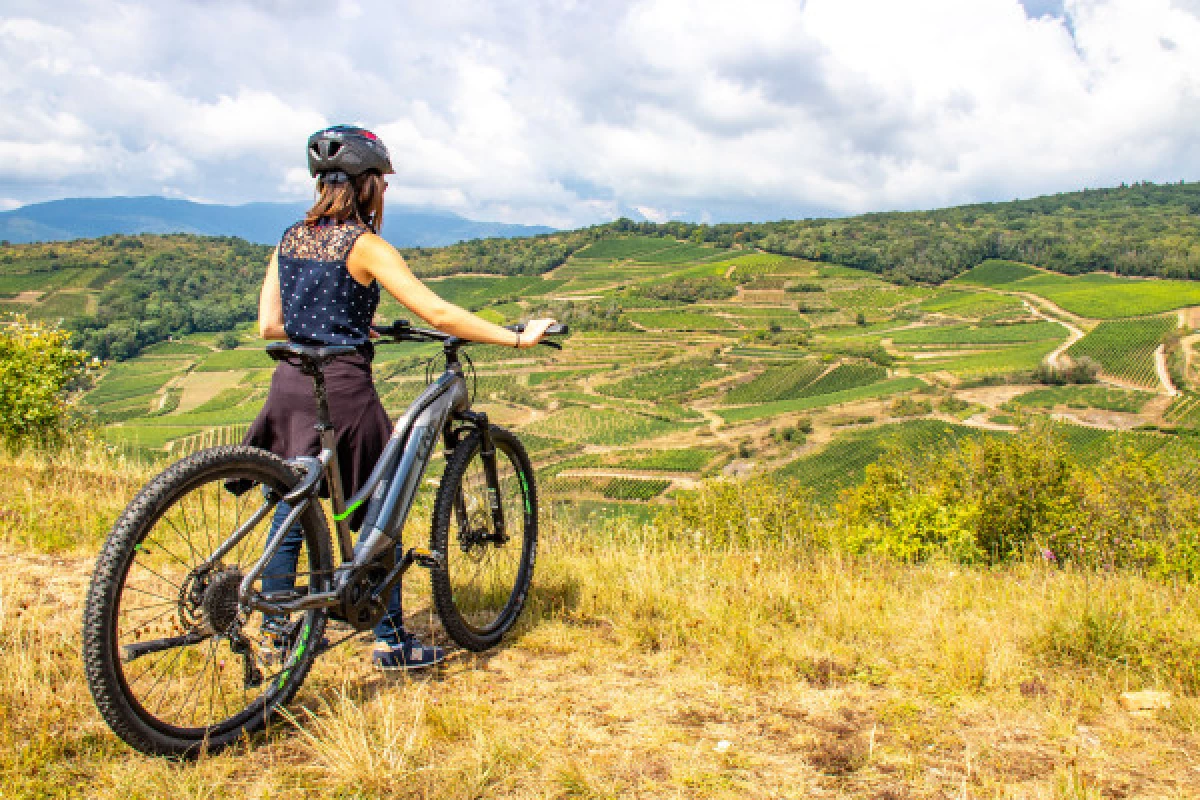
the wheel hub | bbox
[200,568,244,635]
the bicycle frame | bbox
[193,318,564,627]
[199,357,470,619]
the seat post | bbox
[308,364,355,561]
[309,367,334,433]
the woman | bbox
[247,124,555,670]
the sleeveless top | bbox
[277,220,380,349]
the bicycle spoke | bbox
[197,488,214,560]
[120,605,178,637]
[141,534,193,573]
[131,558,182,592]
[124,584,178,604]
[163,513,200,569]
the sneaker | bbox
[372,634,447,671]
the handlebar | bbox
[370,320,569,350]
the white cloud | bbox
[0,0,1197,226]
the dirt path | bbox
[172,369,247,414]
[0,290,43,303]
[1180,332,1200,388]
[1154,344,1180,397]
[1023,299,1084,369]
[1045,410,1143,431]
[960,413,1019,432]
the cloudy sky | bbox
[1,0,1198,226]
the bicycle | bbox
[82,320,567,757]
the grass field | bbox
[7,448,1200,797]
[889,321,1064,345]
[194,348,272,371]
[918,290,1027,319]
[723,361,826,404]
[1006,385,1155,413]
[594,362,725,401]
[429,275,565,309]
[907,341,1061,378]
[776,419,994,498]
[626,310,737,330]
[572,235,677,260]
[527,407,696,445]
[955,259,1200,317]
[717,377,925,423]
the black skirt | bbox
[242,353,392,530]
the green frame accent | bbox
[333,497,363,522]
[519,472,532,516]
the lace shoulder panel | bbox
[279,221,369,261]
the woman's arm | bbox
[258,249,287,340]
[347,233,553,347]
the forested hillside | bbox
[0,235,269,360]
[314,180,1200,282]
[628,181,1200,282]
[0,229,605,358]
[3,181,1200,360]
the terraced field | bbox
[79,238,1200,514]
[954,259,1200,317]
[1005,385,1154,413]
[1066,317,1175,387]
[723,361,826,404]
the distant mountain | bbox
[0,196,554,248]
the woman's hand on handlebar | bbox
[517,318,557,348]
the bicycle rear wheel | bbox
[82,446,333,758]
[430,426,538,651]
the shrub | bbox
[837,427,1082,564]
[635,277,735,304]
[1065,447,1200,579]
[0,316,94,453]
[1034,356,1100,385]
[654,475,819,547]
[889,396,933,417]
[937,395,970,414]
[215,331,241,350]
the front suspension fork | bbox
[451,411,507,541]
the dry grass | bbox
[2,452,1200,798]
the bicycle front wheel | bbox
[430,425,538,651]
[82,446,333,758]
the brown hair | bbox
[304,172,386,233]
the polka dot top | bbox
[277,220,380,349]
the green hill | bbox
[5,180,1200,518]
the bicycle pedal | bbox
[408,547,444,569]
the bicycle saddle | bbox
[266,342,359,374]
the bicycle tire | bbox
[82,445,333,758]
[430,426,538,651]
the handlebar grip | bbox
[371,319,412,337]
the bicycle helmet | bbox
[307,125,394,179]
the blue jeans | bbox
[261,500,407,644]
